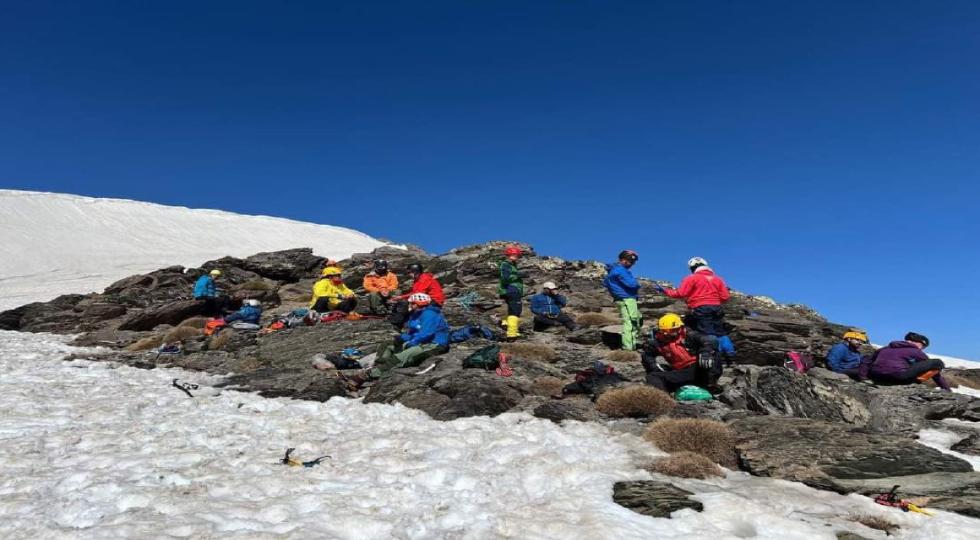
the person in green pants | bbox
[602,250,642,350]
[370,293,450,378]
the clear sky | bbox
[2,1,978,358]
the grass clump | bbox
[209,329,233,350]
[649,451,724,479]
[125,335,164,352]
[532,376,565,397]
[177,316,209,329]
[501,342,559,363]
[606,350,641,363]
[576,312,618,327]
[163,325,204,343]
[946,374,980,391]
[596,385,676,418]
[238,280,272,291]
[644,418,737,467]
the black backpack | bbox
[462,345,501,370]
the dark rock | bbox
[240,248,325,282]
[732,416,974,495]
[612,481,703,518]
[834,472,980,518]
[82,303,128,320]
[952,433,980,456]
[118,300,206,331]
[836,533,872,540]
[532,399,600,423]
[566,327,602,345]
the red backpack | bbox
[784,351,815,373]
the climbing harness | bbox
[455,291,480,312]
[172,378,198,398]
[873,485,934,516]
[495,352,513,377]
[280,448,330,468]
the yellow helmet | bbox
[843,330,868,343]
[321,266,342,277]
[658,313,684,332]
[209,269,222,277]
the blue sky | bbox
[2,1,978,358]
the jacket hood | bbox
[887,340,919,350]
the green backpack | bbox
[462,345,501,370]
[674,385,713,401]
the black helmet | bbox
[407,263,423,275]
[618,250,639,263]
[374,259,389,272]
[904,332,930,348]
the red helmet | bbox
[504,245,523,257]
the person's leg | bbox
[391,343,447,369]
[504,286,523,338]
[367,292,385,315]
[617,298,642,351]
[556,312,577,331]
[370,339,404,378]
[895,358,950,390]
[336,297,358,313]
[533,314,561,331]
[691,305,725,336]
[840,367,862,379]
[312,297,332,312]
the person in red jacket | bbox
[389,263,445,328]
[657,256,730,337]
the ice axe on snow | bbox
[280,448,330,468]
[172,378,198,398]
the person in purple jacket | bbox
[858,332,951,391]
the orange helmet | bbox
[504,245,523,257]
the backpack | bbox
[674,385,713,401]
[462,345,501,369]
[784,351,815,373]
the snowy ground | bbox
[2,331,979,539]
[0,190,391,310]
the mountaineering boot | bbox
[505,315,521,340]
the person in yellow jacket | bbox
[363,259,399,315]
[310,267,357,313]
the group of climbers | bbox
[190,244,953,396]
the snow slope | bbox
[0,190,390,310]
[2,331,978,539]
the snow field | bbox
[2,330,979,539]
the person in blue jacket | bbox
[193,269,228,316]
[222,299,263,325]
[370,293,450,378]
[826,330,869,378]
[603,250,642,350]
[530,282,577,331]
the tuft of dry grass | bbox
[125,335,164,352]
[606,350,641,363]
[576,312,618,327]
[596,385,676,418]
[209,329,233,350]
[163,325,204,343]
[851,515,899,535]
[238,280,272,291]
[532,376,565,397]
[178,316,209,329]
[946,374,980,391]
[644,418,737,467]
[649,451,724,479]
[501,342,559,363]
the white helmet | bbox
[687,257,708,270]
[408,293,432,305]
[245,299,261,307]
[542,281,558,290]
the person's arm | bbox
[223,310,242,324]
[386,273,399,294]
[310,280,328,307]
[664,275,693,299]
[826,344,846,372]
[858,349,879,380]
[529,295,545,315]
[556,295,567,308]
[363,275,380,293]
[405,312,437,346]
[717,277,731,303]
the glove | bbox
[698,352,713,369]
[653,284,666,294]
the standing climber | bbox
[858,332,951,391]
[530,281,577,331]
[642,313,720,392]
[826,330,869,378]
[193,269,228,316]
[657,257,730,337]
[363,259,399,315]
[603,250,641,350]
[389,263,445,328]
[310,266,357,313]
[499,245,526,340]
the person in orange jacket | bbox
[363,259,399,315]
[656,257,731,337]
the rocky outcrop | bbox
[612,481,704,518]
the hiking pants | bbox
[371,340,449,378]
[312,296,357,313]
[367,292,393,315]
[687,330,723,385]
[687,305,726,336]
[839,367,862,380]
[645,364,697,392]
[616,298,642,351]
[501,286,523,317]
[197,296,229,317]
[872,358,951,390]
[533,313,577,331]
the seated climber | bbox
[858,332,951,391]
[826,330,869,378]
[530,282,577,331]
[642,313,721,393]
[310,266,357,313]
[363,259,399,315]
[657,257,730,337]
[222,299,263,326]
[389,263,445,328]
[370,293,450,378]
[193,269,228,316]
